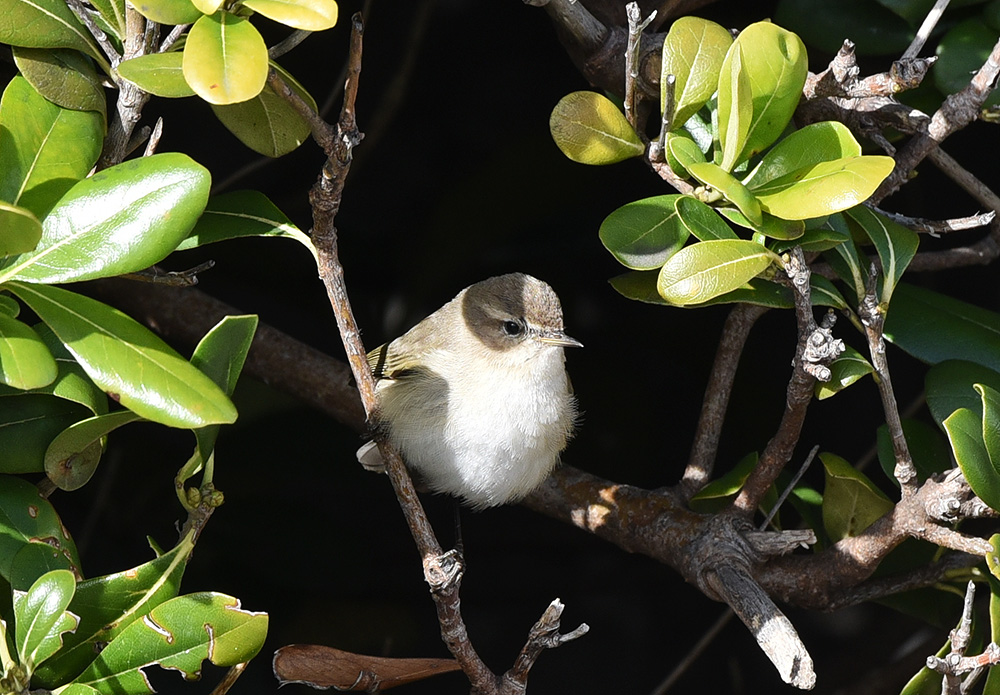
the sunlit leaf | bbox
[743,121,862,190]
[599,195,687,270]
[0,203,42,256]
[676,195,737,240]
[0,0,103,64]
[13,569,78,672]
[660,16,732,127]
[815,345,873,399]
[687,161,762,226]
[717,43,751,172]
[549,91,644,165]
[117,52,195,98]
[183,11,268,105]
[665,131,706,178]
[6,283,237,428]
[945,407,1000,511]
[0,313,57,389]
[12,47,107,118]
[657,239,779,306]
[178,189,313,255]
[242,0,337,30]
[130,0,201,26]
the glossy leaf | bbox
[549,91,644,165]
[844,205,918,304]
[242,0,337,30]
[657,239,779,306]
[45,410,142,491]
[821,452,894,542]
[886,284,1000,373]
[191,0,222,13]
[599,195,688,270]
[179,189,313,255]
[183,12,268,105]
[687,161,762,226]
[211,63,316,157]
[117,52,195,98]
[130,0,200,26]
[877,419,952,485]
[717,43,752,172]
[72,592,268,695]
[0,474,81,585]
[751,156,895,220]
[0,203,42,255]
[0,76,103,219]
[12,47,107,118]
[0,394,90,474]
[0,153,211,284]
[730,21,808,164]
[0,0,103,64]
[979,383,1000,478]
[0,313,57,389]
[13,569,78,672]
[33,534,194,688]
[944,407,1000,511]
[743,121,861,190]
[665,131,706,178]
[676,195,737,240]
[660,16,732,127]
[925,360,1000,428]
[7,283,238,428]
[815,345,873,400]
[716,207,804,240]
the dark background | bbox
[41,0,1000,693]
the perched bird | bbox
[358,273,580,509]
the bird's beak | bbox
[537,332,583,348]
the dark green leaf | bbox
[815,345,873,399]
[549,91,644,165]
[944,407,1000,510]
[0,474,81,585]
[844,205,919,304]
[0,313,57,389]
[979,383,1000,479]
[0,76,103,219]
[689,452,757,512]
[0,0,104,64]
[45,410,142,491]
[0,153,210,283]
[716,207,804,240]
[775,0,914,55]
[877,419,952,485]
[822,214,866,301]
[608,270,669,305]
[0,394,90,474]
[935,19,1000,107]
[13,47,107,118]
[178,190,313,254]
[7,283,238,428]
[926,360,1000,427]
[13,569,77,672]
[657,239,779,306]
[886,284,1000,372]
[821,451,894,542]
[599,195,688,270]
[665,131,706,178]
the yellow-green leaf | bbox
[752,156,895,220]
[657,239,779,306]
[183,12,268,105]
[117,52,195,98]
[131,0,201,26]
[717,43,752,172]
[687,161,762,226]
[242,0,337,31]
[549,91,644,165]
[661,16,732,127]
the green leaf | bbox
[660,16,732,127]
[0,313,57,389]
[686,161,762,226]
[0,203,42,256]
[676,195,737,240]
[608,270,670,305]
[87,0,124,39]
[6,283,238,428]
[130,0,200,26]
[116,52,195,98]
[242,0,337,30]
[926,360,1000,428]
[935,19,1000,108]
[886,284,1000,372]
[815,345,873,399]
[664,131,706,179]
[944,407,1000,510]
[716,206,804,240]
[178,190,314,255]
[599,195,688,270]
[0,153,211,284]
[34,535,193,688]
[657,239,779,306]
[72,593,268,695]
[751,156,895,220]
[12,48,107,119]
[191,0,222,13]
[0,294,19,316]
[776,0,914,56]
[689,452,757,512]
[772,227,849,253]
[743,121,862,190]
[0,475,81,586]
[689,277,793,309]
[210,63,316,156]
[0,394,90,474]
[183,12,268,105]
[820,451,894,542]
[877,419,952,485]
[729,21,808,164]
[13,569,78,672]
[821,214,866,301]
[45,410,142,491]
[717,43,752,172]
[0,0,103,65]
[979,383,1000,479]
[843,206,918,305]
[549,91,644,165]
[0,76,103,219]
[898,640,948,695]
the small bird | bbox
[357,273,580,509]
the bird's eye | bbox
[502,320,523,337]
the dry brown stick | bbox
[680,303,768,500]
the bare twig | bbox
[870,206,995,235]
[680,303,768,500]
[624,3,656,130]
[502,599,589,693]
[100,4,151,168]
[902,0,951,61]
[651,73,676,164]
[926,147,1000,213]
[269,29,312,59]
[159,23,189,53]
[64,0,116,70]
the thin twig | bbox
[902,0,951,60]
[651,73,675,164]
[64,0,116,69]
[870,206,995,235]
[760,445,819,529]
[926,147,1000,213]
[269,29,312,59]
[624,2,655,130]
[159,24,189,53]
